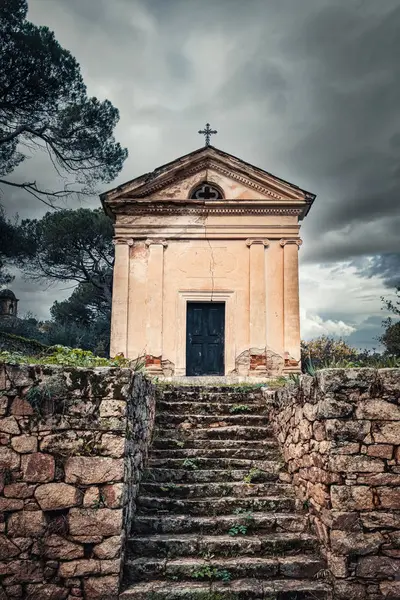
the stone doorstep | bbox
[155,413,270,427]
[158,376,273,385]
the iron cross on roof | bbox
[198,123,217,146]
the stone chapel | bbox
[101,144,315,378]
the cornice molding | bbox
[127,158,304,202]
[116,205,303,217]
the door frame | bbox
[176,290,236,377]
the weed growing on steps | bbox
[229,404,250,414]
[228,508,255,535]
[243,467,264,483]
[192,565,232,583]
[160,483,178,492]
[182,458,199,470]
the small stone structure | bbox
[269,368,400,599]
[0,363,155,600]
[0,290,18,319]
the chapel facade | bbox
[101,145,315,378]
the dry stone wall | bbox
[268,368,400,600]
[0,363,155,600]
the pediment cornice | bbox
[101,146,316,221]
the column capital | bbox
[145,238,168,248]
[245,238,269,248]
[280,238,303,248]
[113,237,134,246]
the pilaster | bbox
[280,238,302,368]
[145,239,168,373]
[246,239,269,350]
[110,238,132,358]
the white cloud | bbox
[301,309,356,340]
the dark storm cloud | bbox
[3,0,399,324]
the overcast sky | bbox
[3,0,400,348]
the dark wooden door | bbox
[186,302,225,376]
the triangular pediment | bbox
[101,146,315,216]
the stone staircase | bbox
[120,385,331,599]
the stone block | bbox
[356,555,399,578]
[361,512,400,530]
[331,485,374,510]
[25,584,69,600]
[83,486,100,508]
[100,433,125,458]
[326,552,348,578]
[329,454,385,473]
[11,435,38,454]
[65,457,124,484]
[380,581,400,598]
[0,535,20,559]
[325,419,370,442]
[356,399,400,420]
[42,535,84,560]
[373,422,400,444]
[3,483,35,499]
[0,396,8,416]
[0,497,24,511]
[0,417,20,435]
[330,530,383,556]
[83,575,119,600]
[99,399,126,418]
[377,486,400,509]
[10,397,34,416]
[315,398,354,419]
[102,483,124,508]
[35,483,81,511]
[367,444,394,459]
[21,453,55,482]
[58,559,100,578]
[7,511,46,538]
[69,508,122,536]
[0,447,20,469]
[93,536,121,559]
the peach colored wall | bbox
[106,160,308,378]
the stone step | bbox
[137,495,297,515]
[157,387,265,403]
[155,413,270,428]
[147,457,282,472]
[120,579,331,599]
[124,554,325,583]
[150,448,280,461]
[140,482,294,499]
[157,400,267,415]
[132,513,309,535]
[142,467,281,483]
[127,533,320,559]
[155,425,274,440]
[152,438,278,450]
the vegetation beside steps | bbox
[120,385,332,600]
